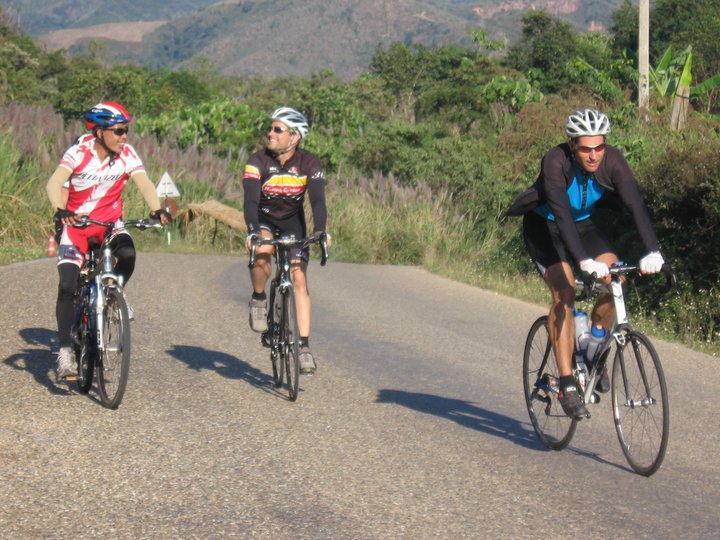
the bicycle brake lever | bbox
[320,237,329,266]
[575,270,595,300]
[72,215,91,228]
[248,242,257,269]
[660,263,677,294]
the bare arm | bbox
[131,171,162,212]
[46,167,72,210]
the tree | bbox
[610,0,639,58]
[505,12,578,94]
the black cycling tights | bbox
[56,234,136,347]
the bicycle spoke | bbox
[96,289,131,409]
[612,331,669,476]
[283,288,300,401]
[523,316,577,449]
[73,295,95,394]
[268,284,284,387]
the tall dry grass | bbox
[1,103,717,354]
[0,103,247,261]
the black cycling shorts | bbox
[522,211,614,275]
[259,211,309,263]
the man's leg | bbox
[544,261,588,418]
[248,230,274,332]
[56,262,79,378]
[291,262,316,374]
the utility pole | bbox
[638,0,650,121]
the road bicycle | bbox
[248,233,328,401]
[522,262,675,476]
[69,216,162,409]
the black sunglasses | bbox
[268,125,290,134]
[104,127,129,136]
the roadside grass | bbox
[1,114,717,357]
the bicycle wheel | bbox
[269,285,283,388]
[612,331,669,476]
[96,288,131,409]
[523,316,578,449]
[73,296,95,394]
[282,287,300,401]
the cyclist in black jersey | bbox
[506,108,665,418]
[243,107,331,375]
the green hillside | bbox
[2,0,719,353]
[9,0,625,79]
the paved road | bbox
[1,254,718,539]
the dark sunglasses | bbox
[104,127,129,136]
[575,143,606,154]
[267,125,289,134]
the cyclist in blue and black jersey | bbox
[243,107,331,375]
[506,108,665,419]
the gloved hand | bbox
[54,209,76,222]
[53,208,79,223]
[579,258,609,279]
[313,231,332,248]
[639,251,664,274]
[150,208,173,224]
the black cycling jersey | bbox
[506,143,660,263]
[243,147,328,235]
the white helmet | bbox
[565,108,611,138]
[270,107,309,139]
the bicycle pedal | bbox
[64,375,78,381]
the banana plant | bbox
[649,45,692,99]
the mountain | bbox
[7,0,625,80]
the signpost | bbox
[156,171,180,245]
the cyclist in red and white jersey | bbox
[46,101,171,379]
[243,107,331,375]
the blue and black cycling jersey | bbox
[534,163,606,222]
[506,143,660,263]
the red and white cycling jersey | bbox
[59,136,145,222]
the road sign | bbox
[156,171,180,197]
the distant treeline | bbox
[1,1,719,350]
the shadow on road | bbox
[376,388,543,450]
[166,344,284,396]
[376,389,632,472]
[3,327,69,395]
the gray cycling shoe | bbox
[558,384,588,419]
[248,298,268,332]
[299,346,316,375]
[56,346,77,379]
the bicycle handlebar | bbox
[71,215,164,231]
[576,262,677,300]
[248,232,329,268]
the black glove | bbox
[54,209,76,222]
[150,208,173,223]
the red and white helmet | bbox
[83,102,131,130]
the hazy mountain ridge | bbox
[8,0,624,79]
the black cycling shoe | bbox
[596,366,610,393]
[558,385,589,419]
